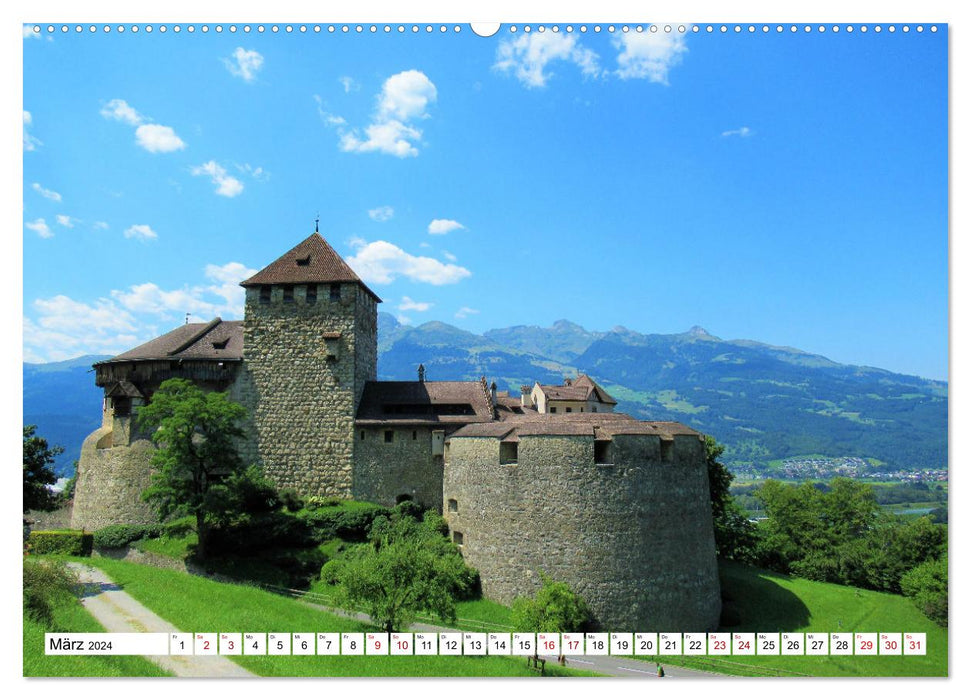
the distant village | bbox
[734,456,948,483]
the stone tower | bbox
[235,232,380,496]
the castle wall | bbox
[236,283,376,496]
[70,426,157,530]
[443,433,721,632]
[352,426,444,508]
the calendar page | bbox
[17,0,951,692]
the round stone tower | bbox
[443,417,722,632]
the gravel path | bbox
[66,562,255,678]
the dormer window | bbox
[296,255,311,267]
[212,338,230,350]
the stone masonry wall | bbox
[353,426,444,509]
[235,283,376,496]
[443,433,721,632]
[70,426,157,530]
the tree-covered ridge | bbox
[378,315,946,470]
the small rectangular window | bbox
[550,406,557,414]
[452,531,464,546]
[500,441,518,465]
[565,407,573,413]
[113,397,131,417]
[447,499,458,513]
[595,440,612,465]
[660,439,674,463]
[283,285,294,303]
[259,286,271,304]
[412,430,418,440]
[360,431,366,441]
[306,284,318,303]
[592,406,598,413]
[330,283,341,301]
[384,430,394,443]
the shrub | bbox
[93,524,163,550]
[306,496,343,509]
[901,558,948,627]
[207,511,317,555]
[279,489,305,513]
[163,517,195,538]
[23,558,80,626]
[299,503,391,542]
[27,530,93,557]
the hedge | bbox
[28,530,93,557]
[93,524,163,550]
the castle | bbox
[71,232,721,631]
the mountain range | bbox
[23,315,947,476]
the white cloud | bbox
[338,70,438,158]
[237,163,267,180]
[396,315,412,326]
[24,261,258,361]
[55,215,75,228]
[224,47,264,82]
[398,296,433,312]
[23,25,40,39]
[23,110,42,151]
[346,239,471,286]
[455,307,480,319]
[494,32,601,88]
[368,206,395,222]
[25,218,53,238]
[93,221,110,230]
[340,120,422,158]
[31,182,61,202]
[339,76,359,93]
[24,297,141,362]
[377,70,438,121]
[313,94,347,126]
[135,124,186,153]
[722,126,752,138]
[428,219,466,235]
[124,224,158,241]
[612,31,688,84]
[191,160,244,197]
[203,262,258,315]
[442,251,458,262]
[100,98,144,126]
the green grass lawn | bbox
[79,558,595,677]
[645,560,947,677]
[24,586,170,677]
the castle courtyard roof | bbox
[96,318,243,364]
[355,380,495,425]
[449,412,701,440]
[240,232,381,302]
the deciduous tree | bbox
[137,378,248,559]
[23,425,62,513]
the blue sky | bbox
[22,23,948,379]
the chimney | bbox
[490,381,497,404]
[417,364,425,383]
[521,385,533,408]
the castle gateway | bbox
[71,231,721,631]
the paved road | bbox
[301,601,723,678]
[67,562,255,678]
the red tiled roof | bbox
[240,232,381,301]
